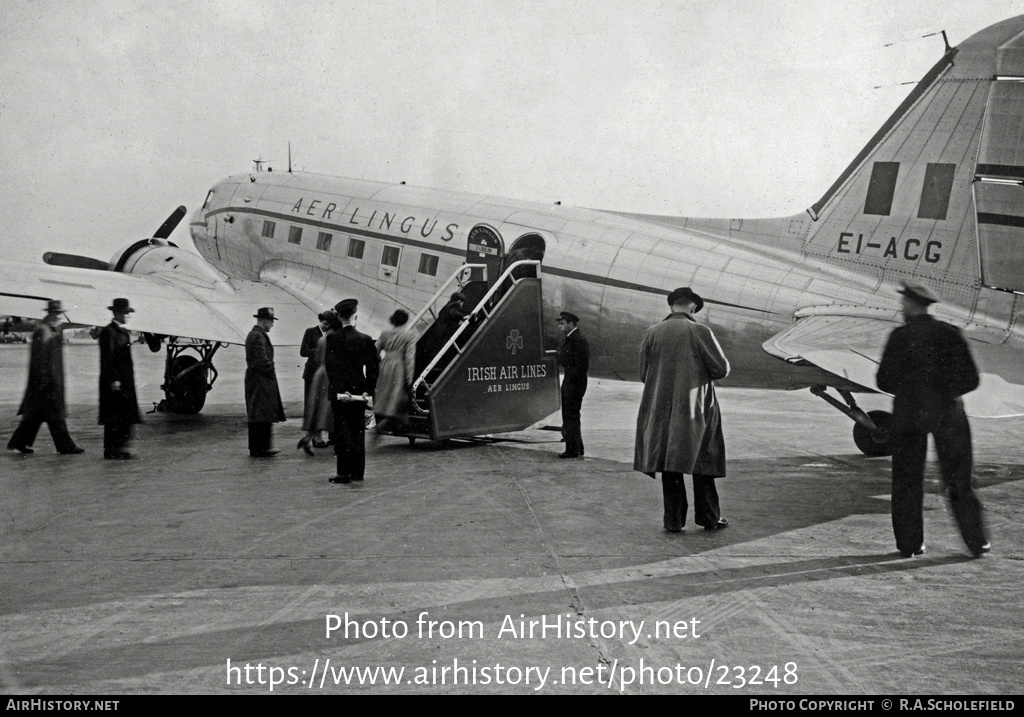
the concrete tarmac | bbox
[2,342,1022,695]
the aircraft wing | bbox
[0,261,319,347]
[763,312,1024,418]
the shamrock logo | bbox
[506,329,524,356]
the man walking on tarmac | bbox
[876,280,990,559]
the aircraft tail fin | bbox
[803,16,1024,298]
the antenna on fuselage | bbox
[288,142,292,174]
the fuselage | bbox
[188,169,965,391]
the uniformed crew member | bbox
[7,300,84,455]
[556,310,589,458]
[98,298,141,459]
[876,280,990,558]
[245,307,286,457]
[325,299,379,484]
[634,287,731,533]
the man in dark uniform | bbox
[7,300,84,455]
[556,310,589,459]
[98,298,141,459]
[245,307,286,457]
[876,280,990,558]
[325,299,379,484]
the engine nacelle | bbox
[109,238,234,293]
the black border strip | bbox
[977,211,1024,228]
[976,163,1024,179]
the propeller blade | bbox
[43,252,110,271]
[154,206,187,239]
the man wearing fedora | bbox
[99,298,141,459]
[877,280,990,558]
[7,300,84,455]
[325,298,379,484]
[634,287,731,533]
[556,310,589,459]
[245,307,286,457]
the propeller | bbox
[42,206,187,271]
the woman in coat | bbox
[298,313,338,454]
[374,309,416,434]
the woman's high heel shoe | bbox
[297,436,314,456]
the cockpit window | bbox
[202,189,214,209]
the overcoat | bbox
[325,325,380,397]
[300,325,323,381]
[302,334,334,432]
[558,328,590,401]
[876,314,979,432]
[375,326,416,417]
[245,325,286,423]
[18,321,66,422]
[633,312,730,477]
[98,321,141,425]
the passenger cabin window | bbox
[382,246,401,267]
[917,163,956,220]
[348,238,365,259]
[317,232,333,251]
[418,253,439,276]
[288,226,303,245]
[262,220,276,238]
[863,162,900,216]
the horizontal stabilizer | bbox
[764,313,1024,418]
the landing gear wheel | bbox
[853,410,893,456]
[165,355,208,414]
[407,437,416,446]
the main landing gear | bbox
[151,338,222,414]
[810,385,893,456]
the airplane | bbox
[2,15,1024,454]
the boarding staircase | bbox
[379,261,560,443]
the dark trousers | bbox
[10,416,78,453]
[662,472,721,531]
[561,392,584,456]
[891,405,986,555]
[333,401,367,480]
[248,422,272,455]
[103,422,132,454]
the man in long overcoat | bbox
[634,287,730,533]
[557,310,589,458]
[99,298,141,459]
[245,307,286,457]
[325,299,379,484]
[876,280,989,558]
[7,300,84,455]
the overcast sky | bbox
[2,0,1023,263]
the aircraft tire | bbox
[853,410,893,457]
[165,355,208,414]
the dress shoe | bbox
[900,545,926,558]
[972,541,991,558]
[312,440,330,449]
[329,476,350,484]
[7,442,33,454]
[703,517,729,531]
[60,446,85,455]
[663,521,683,534]
[250,450,279,458]
[558,452,582,459]
[297,437,314,456]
